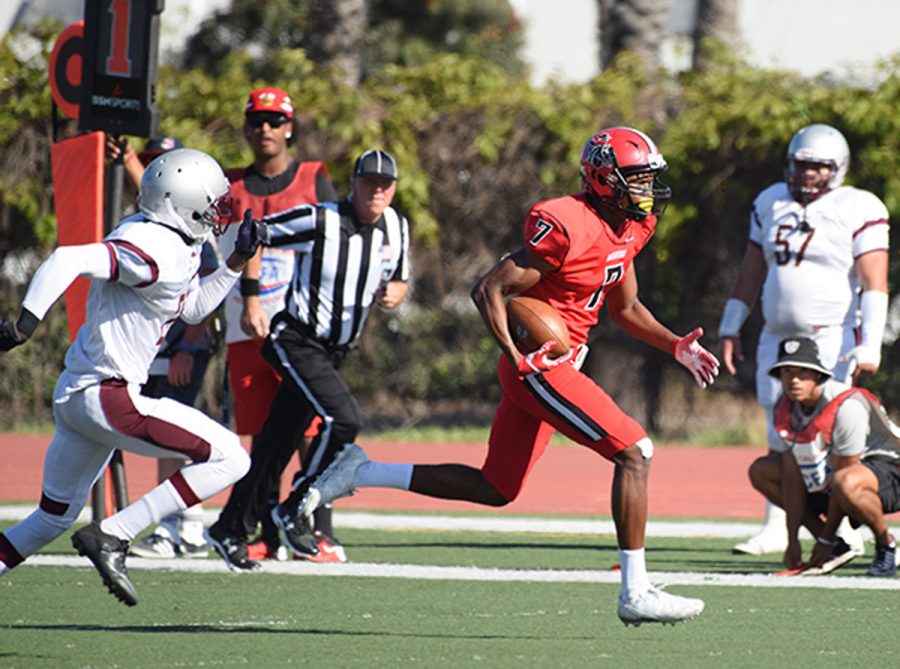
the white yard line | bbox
[0,504,780,538]
[23,554,900,590]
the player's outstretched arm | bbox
[0,243,114,351]
[606,269,719,388]
[184,210,269,324]
[606,266,677,350]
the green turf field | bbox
[2,521,899,668]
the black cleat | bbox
[271,503,320,558]
[71,522,139,606]
[205,523,260,572]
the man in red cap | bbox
[209,87,337,570]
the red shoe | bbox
[246,539,278,561]
[300,532,347,563]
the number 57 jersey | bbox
[750,182,889,335]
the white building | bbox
[509,0,900,84]
[4,0,900,84]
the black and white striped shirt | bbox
[265,199,410,346]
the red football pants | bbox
[481,356,647,501]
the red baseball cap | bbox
[244,87,294,118]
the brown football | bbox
[506,296,571,358]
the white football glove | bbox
[673,327,720,389]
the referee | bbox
[207,150,410,568]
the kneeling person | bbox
[758,337,899,576]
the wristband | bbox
[240,278,260,297]
[718,298,750,337]
[816,536,835,547]
[860,290,888,350]
[175,342,203,355]
[15,308,39,338]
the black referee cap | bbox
[353,150,398,181]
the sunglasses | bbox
[246,113,290,129]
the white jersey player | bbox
[0,149,268,606]
[718,124,890,555]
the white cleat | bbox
[617,587,705,627]
[301,444,369,516]
[732,528,787,556]
[836,521,866,557]
[800,537,857,576]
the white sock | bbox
[179,504,206,545]
[619,548,653,601]
[101,481,185,542]
[353,462,413,490]
[156,515,179,542]
[762,500,786,530]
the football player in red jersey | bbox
[290,127,720,625]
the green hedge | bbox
[1,21,898,432]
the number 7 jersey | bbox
[750,182,889,335]
[519,192,658,347]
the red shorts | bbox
[227,339,281,436]
[481,356,647,502]
[227,340,325,439]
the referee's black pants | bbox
[215,315,361,538]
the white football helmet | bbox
[784,124,850,204]
[138,148,232,241]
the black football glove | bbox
[233,209,270,260]
[0,320,25,352]
[0,309,39,352]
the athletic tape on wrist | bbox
[860,290,888,349]
[718,298,750,337]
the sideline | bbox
[23,554,900,591]
[0,504,776,538]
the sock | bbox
[313,504,334,537]
[179,504,206,546]
[101,481,185,541]
[353,462,413,490]
[762,501,786,531]
[156,515,179,542]
[619,547,652,601]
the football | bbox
[506,296,571,358]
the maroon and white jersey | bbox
[21,215,239,394]
[750,183,889,336]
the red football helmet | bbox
[579,127,671,220]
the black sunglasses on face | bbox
[246,113,290,129]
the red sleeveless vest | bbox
[773,387,880,447]
[225,161,328,221]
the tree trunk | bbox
[692,0,740,70]
[307,0,368,88]
[598,0,673,71]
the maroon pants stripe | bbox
[39,492,69,516]
[0,533,24,568]
[169,470,202,508]
[99,380,211,462]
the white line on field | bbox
[0,504,814,538]
[22,554,900,590]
